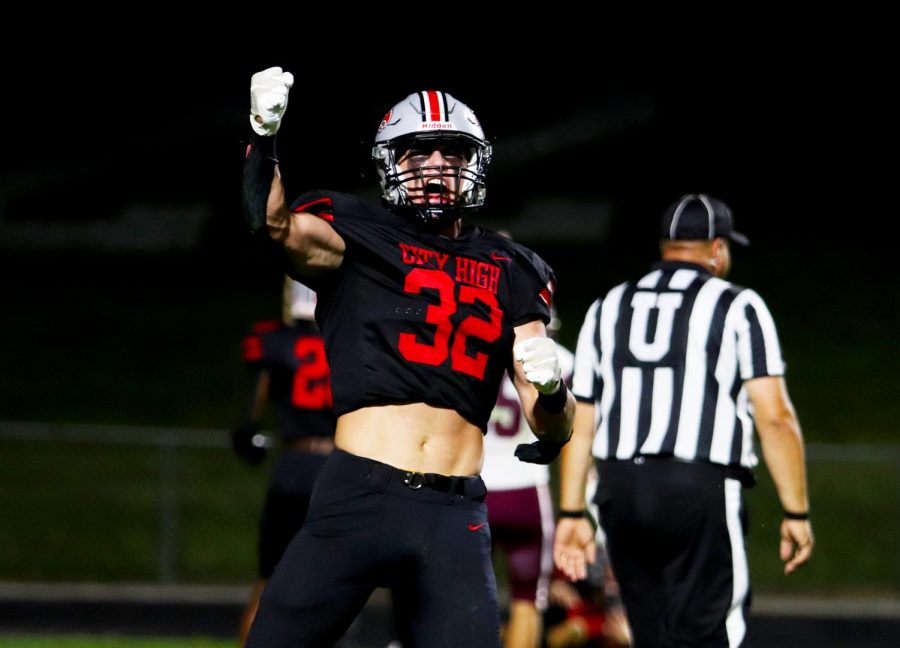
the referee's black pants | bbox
[593,457,750,648]
[247,449,500,648]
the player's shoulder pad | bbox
[481,230,556,323]
[484,230,554,284]
[294,190,409,257]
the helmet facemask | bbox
[372,91,492,228]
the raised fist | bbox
[514,337,562,395]
[249,66,294,136]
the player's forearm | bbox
[264,167,292,243]
[242,131,282,236]
[242,134,334,274]
[758,415,810,513]
[558,402,595,511]
[529,389,576,444]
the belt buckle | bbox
[402,471,424,490]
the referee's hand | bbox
[553,518,596,582]
[781,519,814,575]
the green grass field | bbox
[1,435,897,593]
[747,459,899,593]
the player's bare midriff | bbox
[335,403,484,476]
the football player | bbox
[242,69,575,648]
[232,278,334,646]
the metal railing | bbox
[2,420,899,585]
[1,421,234,584]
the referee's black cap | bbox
[661,194,750,246]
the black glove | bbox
[231,422,268,465]
[514,436,570,465]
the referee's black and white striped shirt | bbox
[572,260,785,469]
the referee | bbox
[554,194,814,647]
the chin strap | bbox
[384,199,475,230]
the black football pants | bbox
[258,449,330,579]
[593,458,750,648]
[247,449,500,648]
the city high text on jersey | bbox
[399,243,502,295]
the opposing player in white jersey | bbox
[483,310,574,648]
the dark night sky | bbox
[0,23,891,257]
[0,19,896,437]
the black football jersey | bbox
[242,319,334,440]
[289,190,554,431]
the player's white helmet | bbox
[282,277,317,323]
[372,90,492,228]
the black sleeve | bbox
[507,241,555,327]
[290,190,384,253]
[242,134,277,235]
[290,190,337,221]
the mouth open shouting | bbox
[423,179,453,205]
[396,145,470,207]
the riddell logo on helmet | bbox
[420,121,456,130]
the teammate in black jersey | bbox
[232,278,334,646]
[242,68,575,648]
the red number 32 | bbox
[397,268,502,380]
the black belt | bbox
[329,449,486,499]
[600,455,757,488]
[394,470,470,496]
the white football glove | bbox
[514,337,562,395]
[249,67,294,136]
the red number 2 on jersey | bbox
[397,268,502,380]
[291,337,333,409]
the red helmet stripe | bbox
[426,90,442,122]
